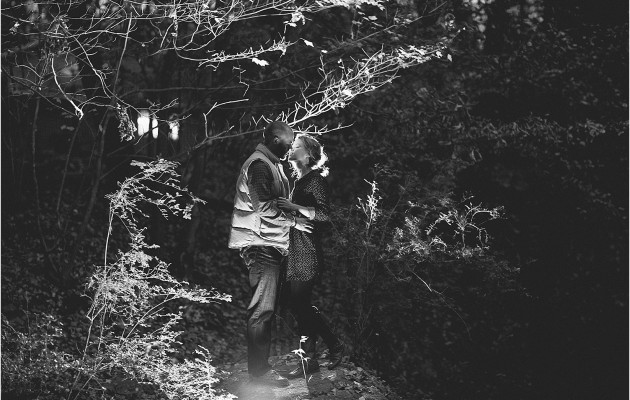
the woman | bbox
[277,133,345,378]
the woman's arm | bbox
[277,198,314,218]
[277,176,330,221]
[308,176,330,222]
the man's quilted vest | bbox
[228,145,291,253]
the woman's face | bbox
[288,138,310,165]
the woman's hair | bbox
[292,133,329,177]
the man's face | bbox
[274,131,294,160]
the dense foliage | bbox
[310,1,628,397]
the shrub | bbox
[1,159,235,400]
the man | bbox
[229,121,312,387]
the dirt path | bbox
[218,353,400,400]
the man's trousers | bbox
[242,246,285,377]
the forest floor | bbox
[177,261,403,399]
[218,353,401,400]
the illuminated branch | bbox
[3,0,453,151]
[279,42,449,126]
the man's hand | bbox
[294,217,313,233]
[277,197,297,212]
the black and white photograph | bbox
[1,0,627,399]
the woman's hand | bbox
[277,197,297,212]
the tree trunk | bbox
[174,145,207,280]
[68,112,110,271]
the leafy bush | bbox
[323,176,516,398]
[1,313,75,398]
[2,160,235,400]
[75,159,234,400]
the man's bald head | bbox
[263,121,293,144]
[263,121,294,159]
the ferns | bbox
[75,159,234,399]
[2,159,235,399]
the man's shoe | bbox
[327,342,345,370]
[282,359,320,379]
[249,369,290,387]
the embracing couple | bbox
[228,121,345,387]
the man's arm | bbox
[247,160,295,227]
[280,177,330,221]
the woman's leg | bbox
[311,305,341,350]
[294,281,344,370]
[289,280,341,355]
[288,280,318,359]
[286,279,344,376]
